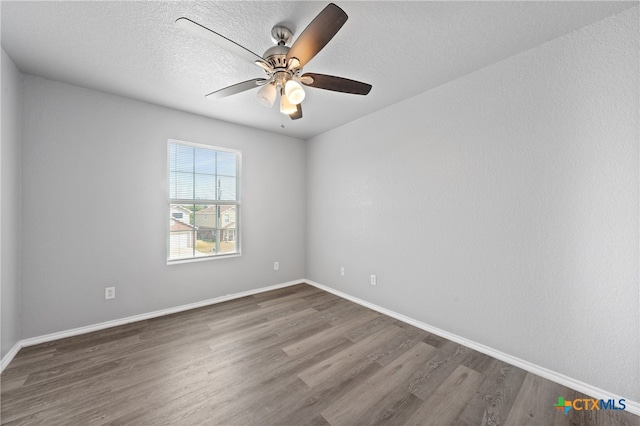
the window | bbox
[168,140,240,262]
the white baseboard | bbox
[0,279,305,373]
[305,279,640,417]
[0,341,22,372]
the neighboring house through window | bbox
[168,140,240,261]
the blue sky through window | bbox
[169,142,238,201]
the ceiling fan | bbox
[176,3,372,120]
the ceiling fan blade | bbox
[289,104,303,120]
[205,78,267,99]
[176,17,264,64]
[286,3,348,68]
[300,73,372,95]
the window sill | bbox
[167,253,241,265]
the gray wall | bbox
[20,75,306,338]
[1,49,22,358]
[306,7,639,401]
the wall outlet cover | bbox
[105,287,115,299]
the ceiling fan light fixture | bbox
[256,83,277,107]
[280,91,298,115]
[285,80,306,105]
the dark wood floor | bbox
[1,284,637,425]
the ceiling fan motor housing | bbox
[263,45,290,69]
[262,28,302,89]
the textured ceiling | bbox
[1,1,636,139]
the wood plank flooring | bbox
[1,284,637,425]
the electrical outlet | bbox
[105,287,115,300]
[370,275,377,286]
[340,266,345,276]
[274,261,279,271]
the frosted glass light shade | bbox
[285,80,305,105]
[256,83,277,107]
[280,92,297,114]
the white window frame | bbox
[167,139,241,264]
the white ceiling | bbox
[1,1,635,139]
